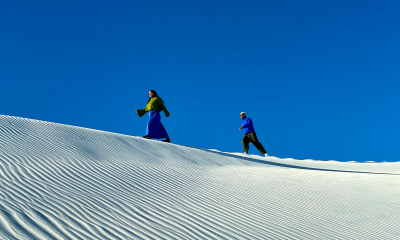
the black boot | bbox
[162,138,170,143]
[143,135,151,139]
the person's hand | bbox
[239,126,244,130]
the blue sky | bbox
[1,0,399,162]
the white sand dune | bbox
[0,115,399,240]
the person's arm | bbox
[158,99,170,117]
[239,118,247,130]
[136,109,147,117]
[242,118,251,128]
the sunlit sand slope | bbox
[0,115,399,239]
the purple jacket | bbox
[242,117,255,134]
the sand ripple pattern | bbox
[0,115,399,240]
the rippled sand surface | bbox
[0,115,399,239]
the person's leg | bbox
[145,111,157,138]
[248,131,267,155]
[149,111,161,139]
[159,122,170,141]
[148,111,169,140]
[242,134,251,153]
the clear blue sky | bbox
[1,0,399,162]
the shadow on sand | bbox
[184,146,399,176]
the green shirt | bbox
[137,97,170,117]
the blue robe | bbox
[146,110,169,139]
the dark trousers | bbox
[242,131,267,154]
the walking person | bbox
[136,90,170,142]
[239,112,268,157]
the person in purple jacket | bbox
[239,112,268,157]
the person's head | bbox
[240,112,246,119]
[149,90,158,98]
[147,90,164,103]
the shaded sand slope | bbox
[0,115,399,239]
